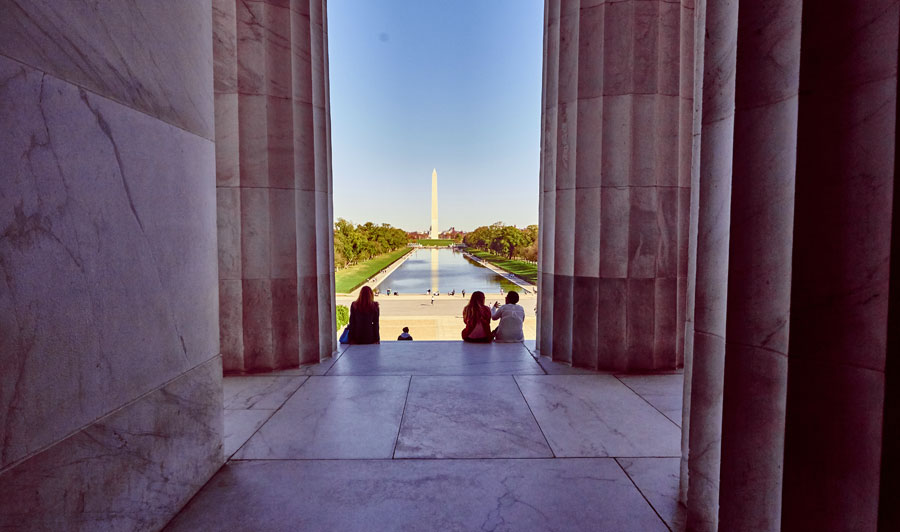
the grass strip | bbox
[468,250,538,285]
[416,239,455,246]
[334,247,413,293]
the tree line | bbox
[463,223,539,261]
[333,218,409,269]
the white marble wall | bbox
[0,1,223,530]
[538,0,694,372]
[214,0,337,373]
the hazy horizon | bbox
[328,0,543,233]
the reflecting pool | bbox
[375,248,519,295]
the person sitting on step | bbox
[491,290,525,343]
[397,327,413,341]
[461,291,492,343]
[348,285,380,344]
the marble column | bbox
[0,1,223,529]
[683,0,738,529]
[782,1,898,529]
[679,0,704,507]
[538,0,693,371]
[215,0,336,373]
[717,1,801,530]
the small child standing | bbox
[397,326,413,341]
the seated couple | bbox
[461,290,525,343]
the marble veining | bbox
[223,375,307,410]
[0,356,224,532]
[235,376,409,459]
[395,376,552,459]
[0,54,218,469]
[0,0,215,139]
[165,459,668,532]
[515,375,682,457]
[618,457,685,531]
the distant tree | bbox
[463,222,539,260]
[333,219,409,270]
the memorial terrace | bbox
[0,1,897,531]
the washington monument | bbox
[430,168,438,238]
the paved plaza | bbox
[166,342,684,531]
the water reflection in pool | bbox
[376,248,519,295]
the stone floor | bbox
[165,342,685,531]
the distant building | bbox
[439,227,466,241]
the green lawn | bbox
[468,250,538,285]
[334,247,413,293]
[416,239,455,246]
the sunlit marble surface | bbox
[395,376,552,459]
[515,375,682,457]
[234,376,409,459]
[329,341,544,376]
[166,459,667,532]
[166,343,684,530]
[617,373,685,426]
[223,376,307,410]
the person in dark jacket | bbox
[348,286,380,344]
[397,327,413,341]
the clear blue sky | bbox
[328,0,543,233]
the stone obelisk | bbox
[430,168,438,238]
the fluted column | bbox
[538,0,560,356]
[782,1,898,529]
[717,1,801,530]
[679,0,704,506]
[684,0,738,529]
[215,0,335,373]
[538,0,692,371]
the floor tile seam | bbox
[224,454,682,463]
[322,346,351,375]
[613,457,673,532]
[322,372,545,377]
[613,375,683,429]
[512,375,557,458]
[222,378,311,409]
[391,376,414,459]
[228,375,312,461]
[226,455,630,462]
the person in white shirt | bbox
[491,290,525,343]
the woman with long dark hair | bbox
[348,285,380,344]
[461,290,492,343]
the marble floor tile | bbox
[618,457,685,531]
[233,376,409,459]
[395,376,552,458]
[328,341,544,376]
[224,409,274,457]
[222,376,308,410]
[537,356,608,375]
[165,459,668,532]
[616,374,685,426]
[515,375,682,457]
[264,352,343,376]
[523,339,538,356]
